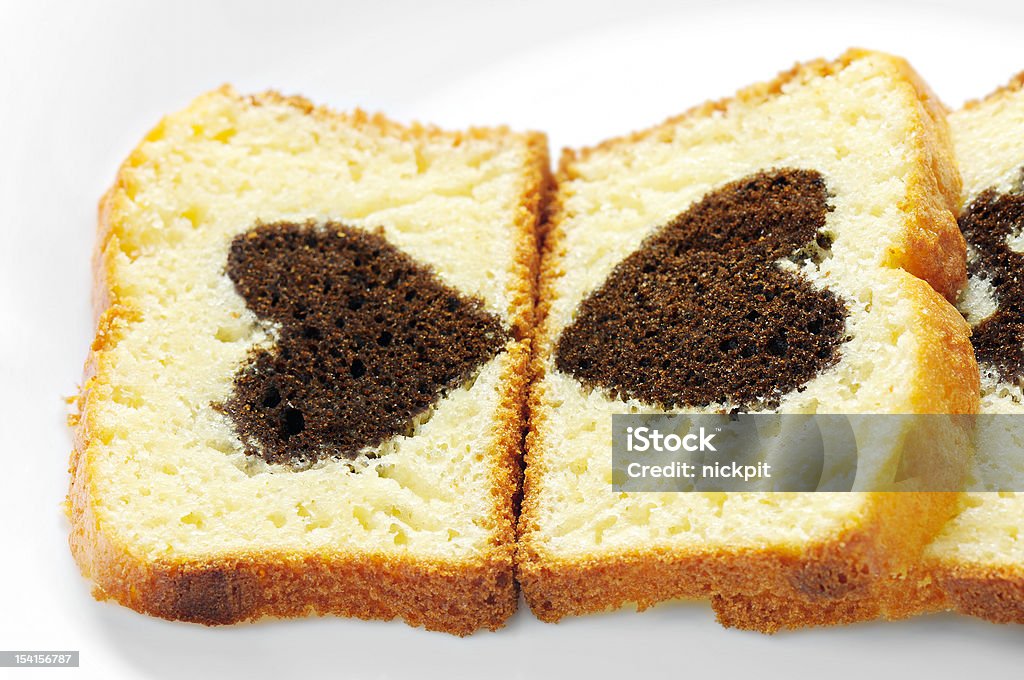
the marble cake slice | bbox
[66,87,549,635]
[518,49,978,632]
[903,72,1024,624]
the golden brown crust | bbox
[519,49,975,632]
[67,87,550,635]
[69,439,519,632]
[885,56,965,303]
[936,567,1024,623]
[518,492,963,631]
[713,351,977,629]
[517,531,884,625]
[69,465,517,631]
[901,272,979,414]
[563,49,966,303]
[961,71,1024,112]
[890,556,1024,627]
[713,492,962,632]
[561,54,846,167]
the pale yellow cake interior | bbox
[925,83,1024,568]
[530,53,961,558]
[83,88,537,562]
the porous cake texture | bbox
[915,74,1024,623]
[519,49,977,632]
[67,87,549,635]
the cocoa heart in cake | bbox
[219,222,508,465]
[555,169,848,410]
[959,185,1024,384]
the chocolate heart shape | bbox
[959,186,1024,384]
[554,169,848,410]
[219,222,508,466]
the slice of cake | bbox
[518,49,978,632]
[912,73,1024,623]
[66,87,549,635]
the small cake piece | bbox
[66,87,549,635]
[914,72,1024,623]
[518,49,977,632]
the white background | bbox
[2,0,1024,677]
